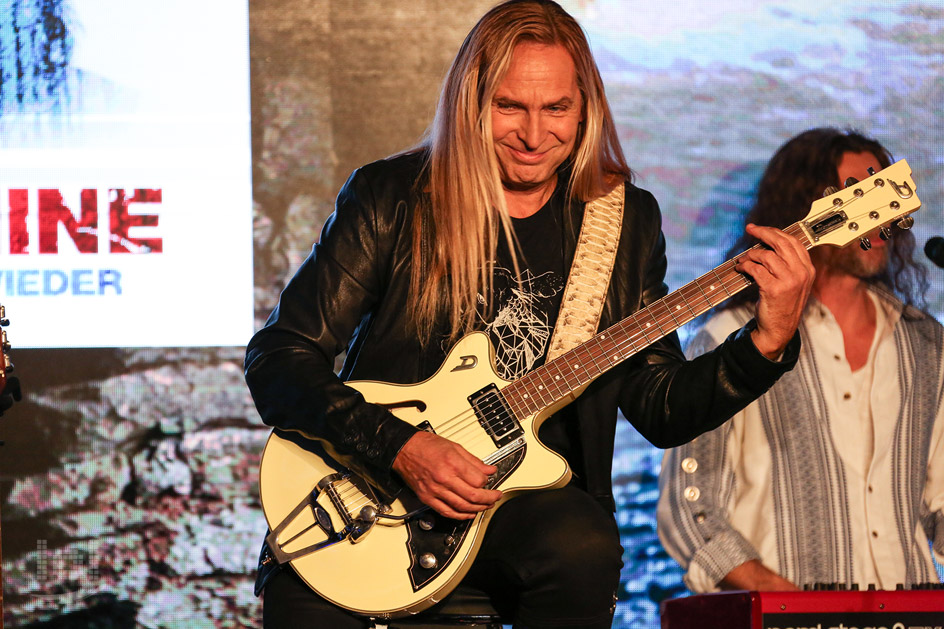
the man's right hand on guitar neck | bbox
[392,431,503,520]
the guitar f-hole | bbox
[376,399,427,412]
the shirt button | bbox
[681,457,698,474]
[834,354,841,361]
[843,392,851,400]
[695,512,706,523]
[356,442,367,453]
[868,485,873,493]
[684,486,700,502]
[872,531,879,538]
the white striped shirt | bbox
[657,288,944,592]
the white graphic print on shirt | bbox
[478,266,564,380]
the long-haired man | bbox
[247,2,813,625]
[658,128,941,593]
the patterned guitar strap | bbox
[546,181,625,360]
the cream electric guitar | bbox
[258,160,921,619]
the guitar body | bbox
[258,332,572,618]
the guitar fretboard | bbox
[502,223,812,419]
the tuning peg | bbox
[843,176,859,187]
[879,227,891,241]
[822,186,839,197]
[859,237,872,251]
[1,329,8,350]
[896,215,914,230]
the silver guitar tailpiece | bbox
[317,473,382,544]
[265,486,348,566]
[265,473,384,566]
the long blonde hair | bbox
[410,0,631,342]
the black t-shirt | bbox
[478,182,585,483]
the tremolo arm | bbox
[266,472,385,565]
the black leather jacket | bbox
[245,151,799,511]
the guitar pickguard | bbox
[405,445,525,591]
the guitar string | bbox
[329,190,896,517]
[364,193,880,468]
[428,261,753,445]
[506,258,753,417]
[507,214,828,415]
[413,220,804,437]
[328,483,373,521]
[553,189,881,425]
[529,184,888,415]
[522,254,753,406]
[411,272,742,440]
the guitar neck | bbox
[503,223,811,418]
[499,158,921,418]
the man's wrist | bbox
[750,328,786,361]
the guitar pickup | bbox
[468,384,523,448]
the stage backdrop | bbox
[1,0,942,627]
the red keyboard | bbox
[660,590,944,629]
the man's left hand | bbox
[734,223,815,360]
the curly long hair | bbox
[409,0,632,342]
[722,127,928,310]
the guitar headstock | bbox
[800,159,921,250]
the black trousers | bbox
[262,485,623,628]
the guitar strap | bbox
[546,182,625,360]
